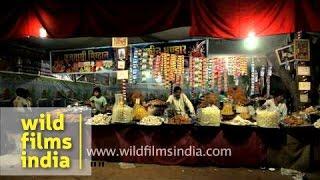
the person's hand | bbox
[190,113,196,119]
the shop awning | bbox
[1,0,319,40]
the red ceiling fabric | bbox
[0,2,42,39]
[33,1,82,38]
[0,0,189,39]
[189,0,297,39]
[0,0,320,39]
[296,0,320,32]
[79,0,189,37]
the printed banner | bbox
[130,40,207,84]
[50,47,115,74]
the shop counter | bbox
[89,124,319,171]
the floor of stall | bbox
[1,163,320,180]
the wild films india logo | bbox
[20,113,72,168]
[0,107,91,176]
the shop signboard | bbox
[50,47,115,74]
[112,37,128,48]
[130,39,207,84]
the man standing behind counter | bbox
[166,86,196,117]
[89,87,107,114]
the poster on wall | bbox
[130,39,207,84]
[117,70,129,80]
[297,66,311,76]
[294,39,310,61]
[275,45,294,65]
[50,47,115,74]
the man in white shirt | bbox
[263,94,287,118]
[166,86,195,117]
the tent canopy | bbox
[1,0,320,40]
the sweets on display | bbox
[176,55,184,85]
[224,115,256,126]
[152,55,161,78]
[139,116,163,126]
[197,106,221,126]
[133,103,149,121]
[168,115,191,125]
[314,119,320,128]
[86,114,111,125]
[223,71,228,92]
[283,115,308,126]
[169,54,176,82]
[228,87,247,105]
[198,93,217,108]
[189,56,195,96]
[221,103,234,116]
[256,109,279,128]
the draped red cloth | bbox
[190,0,296,39]
[0,0,320,39]
[190,0,320,38]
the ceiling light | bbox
[244,31,258,50]
[39,27,47,38]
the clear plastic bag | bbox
[197,106,221,126]
[256,109,280,128]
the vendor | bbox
[89,87,107,114]
[263,93,288,118]
[166,86,195,117]
[13,88,32,112]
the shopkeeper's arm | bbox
[166,95,173,105]
[101,97,107,111]
[182,94,196,116]
[89,96,95,107]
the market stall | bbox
[1,36,320,172]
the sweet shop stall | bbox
[50,36,319,170]
[1,35,320,171]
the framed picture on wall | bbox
[294,39,310,61]
[117,48,126,60]
[275,45,294,65]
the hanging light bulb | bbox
[39,27,47,38]
[244,31,258,50]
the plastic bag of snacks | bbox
[256,109,280,128]
[197,106,221,126]
[111,94,133,123]
[112,105,133,123]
